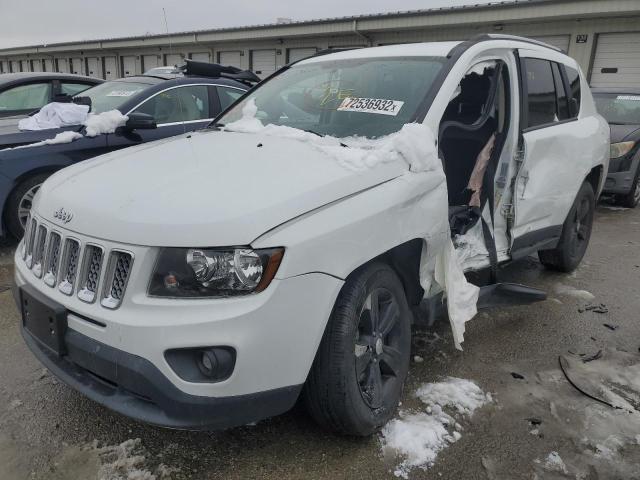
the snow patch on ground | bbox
[554,283,595,301]
[84,110,128,137]
[543,451,569,474]
[95,438,178,480]
[381,377,491,478]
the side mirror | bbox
[125,112,157,130]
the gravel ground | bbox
[1,201,639,480]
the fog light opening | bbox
[198,350,219,378]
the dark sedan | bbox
[0,72,102,118]
[0,62,256,238]
[593,88,640,208]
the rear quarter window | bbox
[564,65,581,118]
[522,58,557,128]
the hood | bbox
[609,124,640,144]
[35,130,408,246]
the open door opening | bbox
[438,60,511,276]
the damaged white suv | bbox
[14,35,608,436]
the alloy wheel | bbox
[18,183,41,229]
[354,287,404,409]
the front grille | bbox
[59,239,80,295]
[77,245,103,303]
[22,217,134,308]
[44,232,61,287]
[101,251,133,309]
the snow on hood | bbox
[6,106,128,151]
[18,102,89,131]
[224,99,440,173]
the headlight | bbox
[610,141,635,159]
[149,247,284,298]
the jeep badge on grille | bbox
[53,207,73,224]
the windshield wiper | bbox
[303,128,349,147]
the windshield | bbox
[594,93,640,125]
[218,56,445,138]
[75,81,150,114]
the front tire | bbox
[304,262,411,436]
[538,181,595,272]
[616,166,640,208]
[5,173,51,239]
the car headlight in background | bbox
[149,247,284,298]
[610,141,635,159]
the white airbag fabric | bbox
[18,102,90,131]
[227,100,480,349]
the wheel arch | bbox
[586,164,604,198]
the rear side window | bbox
[0,82,51,112]
[217,86,245,111]
[564,66,581,118]
[60,82,92,96]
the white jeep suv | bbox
[14,35,609,436]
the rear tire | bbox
[615,166,640,208]
[538,181,595,272]
[303,262,411,436]
[5,173,51,239]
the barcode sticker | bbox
[616,95,640,101]
[337,97,404,116]
[106,90,137,97]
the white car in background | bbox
[14,34,608,436]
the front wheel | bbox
[538,181,595,272]
[616,166,640,208]
[5,173,51,239]
[304,262,411,436]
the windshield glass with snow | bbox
[219,56,445,138]
[75,81,149,114]
[594,93,640,125]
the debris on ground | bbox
[413,355,424,363]
[582,350,603,363]
[579,303,609,314]
[603,323,618,331]
[511,372,525,380]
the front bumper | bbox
[603,154,639,195]
[15,219,344,428]
[21,314,302,430]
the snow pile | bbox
[541,451,569,474]
[7,130,83,150]
[95,438,178,480]
[84,110,128,137]
[18,102,89,130]
[224,99,440,173]
[381,377,491,478]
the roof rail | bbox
[180,59,261,85]
[469,33,564,52]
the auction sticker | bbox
[617,95,640,101]
[106,90,138,97]
[337,97,404,116]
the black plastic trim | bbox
[21,320,302,431]
[511,225,562,260]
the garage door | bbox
[31,60,42,72]
[121,56,137,77]
[218,51,242,68]
[288,47,317,64]
[86,57,102,78]
[104,56,117,80]
[0,61,6,73]
[56,58,68,73]
[164,54,183,68]
[530,35,571,53]
[251,50,276,78]
[21,60,31,72]
[70,57,85,75]
[190,52,210,62]
[10,60,20,72]
[591,32,640,88]
[44,59,54,72]
[142,55,159,72]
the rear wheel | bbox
[538,181,595,272]
[5,173,51,239]
[304,262,411,436]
